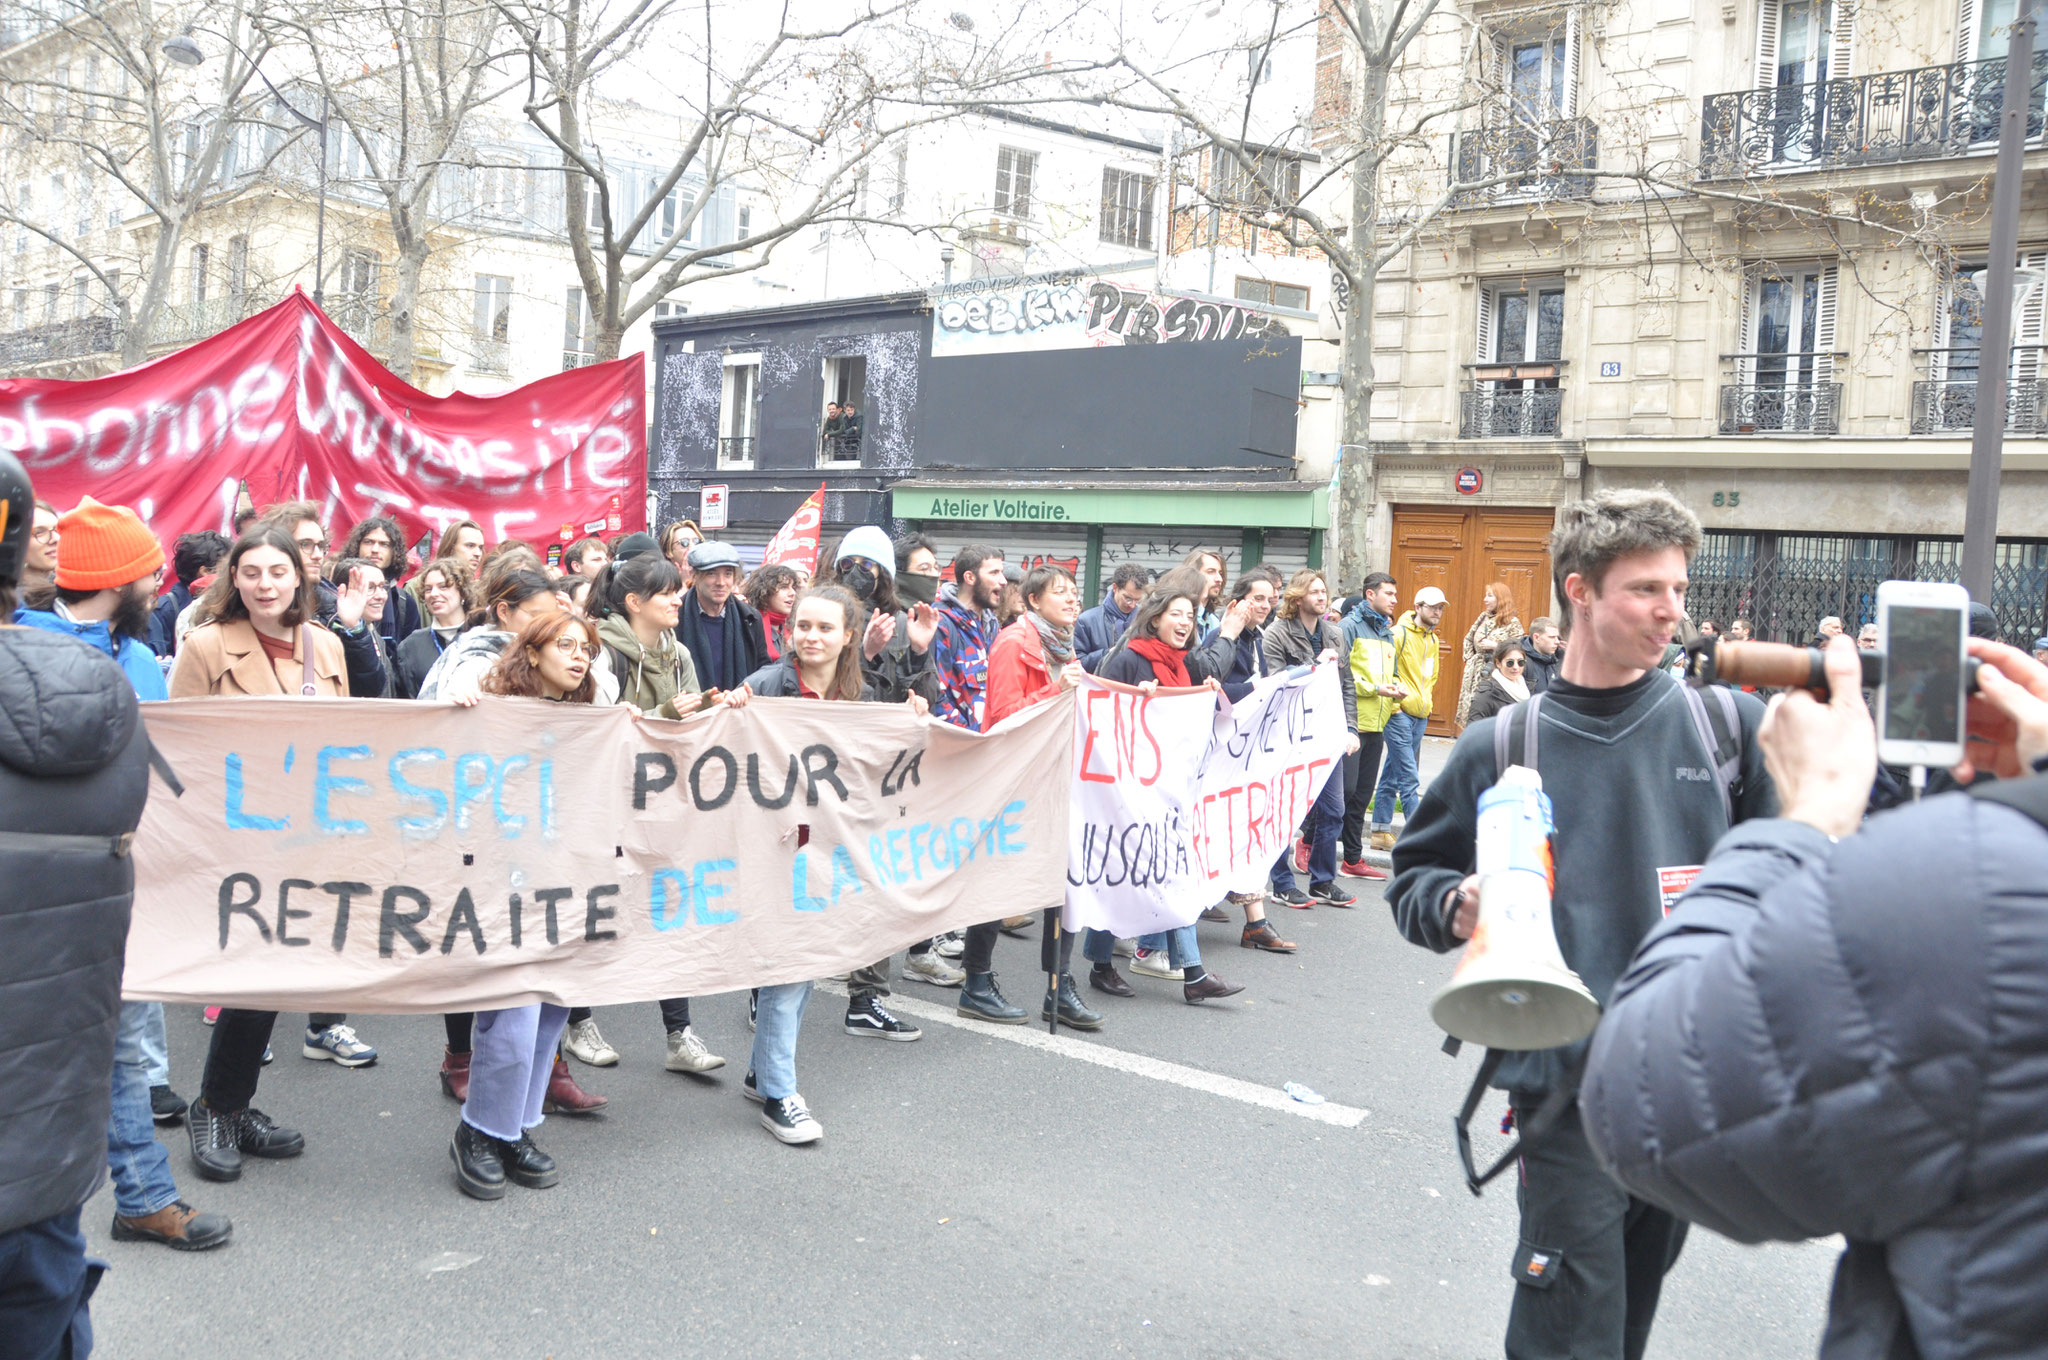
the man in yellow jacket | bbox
[1340,572,1404,876]
[1368,585,1445,851]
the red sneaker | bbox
[1340,858,1388,880]
[1292,837,1311,873]
[202,1006,221,1026]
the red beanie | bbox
[53,497,165,591]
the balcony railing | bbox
[1700,51,2048,178]
[0,314,116,366]
[1450,116,1597,208]
[1911,379,2048,434]
[1718,383,1843,435]
[151,295,261,348]
[819,431,863,463]
[1460,386,1563,437]
[717,436,755,465]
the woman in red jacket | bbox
[970,564,1099,1030]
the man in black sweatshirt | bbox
[1387,488,1776,1360]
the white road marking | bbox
[820,982,1369,1129]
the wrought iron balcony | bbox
[1700,51,2048,178]
[1449,116,1597,208]
[1460,386,1563,437]
[819,431,862,463]
[1910,379,2048,435]
[717,436,755,464]
[0,314,116,366]
[1718,383,1842,435]
[151,295,261,348]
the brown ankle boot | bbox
[543,1054,608,1114]
[111,1201,233,1251]
[440,1047,471,1103]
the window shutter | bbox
[1813,266,1839,386]
[1753,0,1782,89]
[1562,7,1584,118]
[1827,2,1853,79]
[1932,253,1956,382]
[1955,0,1981,63]
[2014,249,2047,390]
[1475,285,1497,364]
[1489,34,1508,128]
[1738,271,1759,384]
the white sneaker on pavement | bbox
[1129,950,1185,981]
[903,951,967,987]
[562,1017,619,1067]
[664,1026,726,1073]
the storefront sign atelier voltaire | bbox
[916,495,1073,522]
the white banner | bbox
[929,277,1294,356]
[1063,663,1348,938]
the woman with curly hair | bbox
[338,516,422,646]
[742,563,802,661]
[1456,580,1522,727]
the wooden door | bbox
[1389,505,1555,736]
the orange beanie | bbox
[53,496,165,591]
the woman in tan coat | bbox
[171,522,375,1185]
[1455,580,1522,727]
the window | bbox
[885,143,908,216]
[103,269,119,317]
[1100,168,1156,250]
[1741,268,1836,387]
[473,274,512,341]
[1468,280,1566,436]
[475,156,527,220]
[75,181,90,239]
[339,250,377,302]
[718,354,760,467]
[570,173,605,235]
[71,276,87,319]
[657,182,696,244]
[12,288,25,330]
[189,243,209,305]
[994,146,1036,218]
[1213,146,1301,206]
[13,183,27,255]
[1247,46,1273,84]
[43,282,58,323]
[562,286,596,369]
[653,299,687,322]
[819,355,866,465]
[227,236,248,303]
[1235,277,1310,310]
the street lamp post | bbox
[1960,0,2039,603]
[162,28,330,307]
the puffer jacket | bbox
[1342,601,1399,733]
[1389,611,1441,719]
[1580,786,2048,1360]
[1518,634,1561,693]
[0,628,151,1234]
[596,613,701,719]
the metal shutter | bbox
[918,522,1092,580]
[1260,529,1314,582]
[1097,527,1240,588]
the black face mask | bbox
[842,561,880,601]
[896,571,938,605]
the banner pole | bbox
[1047,907,1061,1036]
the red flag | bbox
[0,290,646,550]
[760,483,826,575]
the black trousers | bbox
[1342,731,1387,862]
[200,1009,277,1111]
[961,909,1075,977]
[1506,1097,1688,1360]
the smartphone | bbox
[1875,580,1969,768]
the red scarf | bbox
[1127,635,1191,687]
[761,609,788,661]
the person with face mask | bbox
[830,526,940,710]
[893,533,942,607]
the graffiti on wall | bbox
[929,276,1294,356]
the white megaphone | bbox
[1429,765,1600,1051]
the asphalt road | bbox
[83,738,1838,1359]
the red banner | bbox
[760,483,826,575]
[0,291,646,555]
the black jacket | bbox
[393,625,461,700]
[1581,786,2048,1360]
[1517,635,1560,693]
[741,655,877,702]
[1387,671,1775,1095]
[1096,645,1177,687]
[1463,673,1523,724]
[0,628,151,1234]
[148,581,195,658]
[676,593,765,693]
[313,579,390,697]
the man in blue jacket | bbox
[1074,563,1149,671]
[13,497,234,1255]
[1582,637,2048,1360]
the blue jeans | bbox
[0,1208,99,1360]
[1083,925,1200,968]
[1371,711,1426,831]
[461,1004,569,1142]
[108,1001,180,1220]
[133,1001,169,1088]
[1269,763,1346,889]
[750,981,812,1100]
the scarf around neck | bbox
[1127,635,1191,687]
[1027,610,1074,667]
[1496,669,1531,704]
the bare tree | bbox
[0,0,286,367]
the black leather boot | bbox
[1041,974,1104,1031]
[496,1132,560,1189]
[188,1099,242,1183]
[956,971,1027,1024]
[450,1120,506,1200]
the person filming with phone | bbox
[1580,630,2048,1360]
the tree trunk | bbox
[387,233,427,384]
[119,213,184,368]
[1334,57,1389,585]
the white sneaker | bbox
[932,932,966,960]
[562,1017,619,1067]
[1129,950,1185,981]
[903,951,967,988]
[664,1026,726,1073]
[1111,937,1136,958]
[761,1093,823,1145]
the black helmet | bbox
[0,450,32,586]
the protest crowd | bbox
[8,455,2048,1360]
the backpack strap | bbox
[1490,692,1545,778]
[1967,772,2048,830]
[1677,682,1742,825]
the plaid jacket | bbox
[931,590,998,730]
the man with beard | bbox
[11,496,235,1255]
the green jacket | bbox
[1347,621,1399,733]
[596,613,701,719]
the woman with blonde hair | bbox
[1456,580,1522,726]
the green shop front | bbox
[888,480,1330,603]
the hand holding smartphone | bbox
[1876,580,1969,769]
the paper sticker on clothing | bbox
[1657,865,1703,916]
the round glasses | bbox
[1501,659,1525,670]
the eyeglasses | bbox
[1501,659,1525,670]
[31,526,58,543]
[296,538,328,553]
[551,637,598,659]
